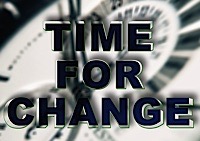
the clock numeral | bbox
[147,57,188,93]
[170,0,189,10]
[176,29,200,50]
[160,56,188,79]
[179,2,200,27]
[110,0,123,10]
[146,76,167,94]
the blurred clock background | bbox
[0,0,200,140]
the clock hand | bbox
[50,1,113,140]
[49,1,87,140]
[21,1,85,139]
[61,0,84,89]
[68,0,88,65]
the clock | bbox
[0,0,200,141]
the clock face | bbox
[0,0,200,141]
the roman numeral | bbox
[0,75,9,82]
